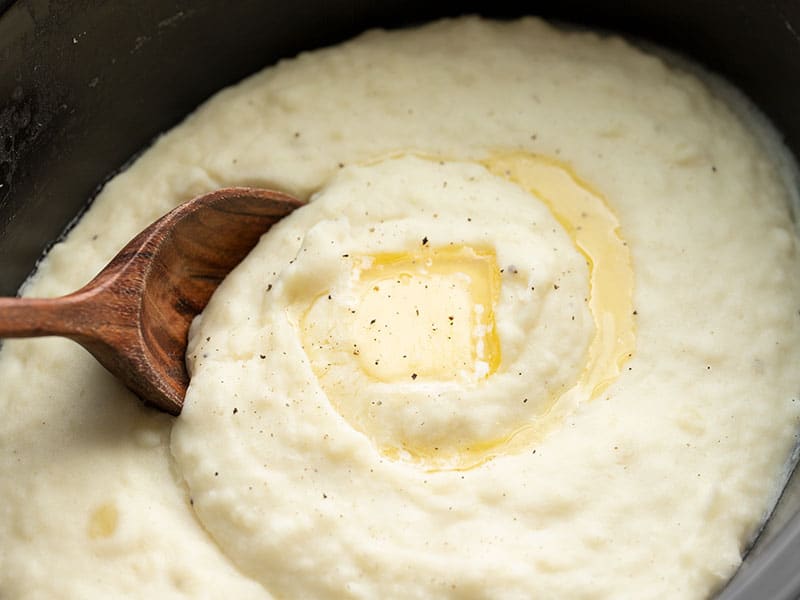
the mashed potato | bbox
[2,16,800,600]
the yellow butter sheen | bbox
[351,245,501,383]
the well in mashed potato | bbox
[1,16,800,600]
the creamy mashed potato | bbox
[2,16,800,600]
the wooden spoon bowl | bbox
[0,188,304,415]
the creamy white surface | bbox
[1,16,800,600]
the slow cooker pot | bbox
[1,1,799,598]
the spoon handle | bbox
[0,291,100,341]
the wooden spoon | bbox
[0,187,304,415]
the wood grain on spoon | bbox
[0,187,304,415]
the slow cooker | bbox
[1,1,798,598]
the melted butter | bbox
[483,152,635,400]
[385,151,635,470]
[301,151,635,471]
[87,502,119,539]
[352,245,501,383]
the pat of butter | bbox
[351,246,501,383]
[88,502,118,539]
